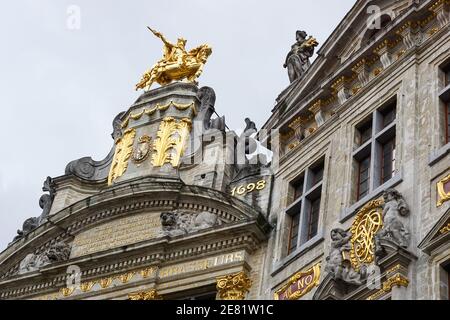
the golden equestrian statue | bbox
[136,27,212,91]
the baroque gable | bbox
[272,0,449,157]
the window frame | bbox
[286,159,324,255]
[352,99,398,203]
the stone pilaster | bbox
[216,271,252,300]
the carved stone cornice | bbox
[216,271,252,300]
[429,0,450,28]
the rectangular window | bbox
[288,211,301,254]
[353,98,397,203]
[286,157,325,255]
[357,156,371,200]
[307,197,321,240]
[381,138,396,184]
[441,63,450,144]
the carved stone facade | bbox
[0,0,449,300]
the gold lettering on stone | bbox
[158,251,245,279]
[70,212,162,258]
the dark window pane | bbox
[381,138,396,184]
[359,122,372,145]
[312,165,324,185]
[358,156,371,200]
[382,104,396,128]
[307,198,320,241]
[293,178,304,201]
[288,212,300,254]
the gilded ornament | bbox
[152,117,178,167]
[428,27,439,36]
[437,173,450,207]
[60,287,75,297]
[351,86,361,95]
[440,223,450,235]
[129,289,162,300]
[136,27,212,91]
[274,263,321,300]
[373,68,383,76]
[350,197,384,270]
[132,135,152,164]
[80,281,96,293]
[140,267,156,278]
[152,117,192,167]
[118,272,135,284]
[216,271,252,300]
[121,101,196,129]
[170,118,192,167]
[382,273,409,292]
[99,277,113,289]
[108,128,136,185]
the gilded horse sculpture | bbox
[136,27,212,91]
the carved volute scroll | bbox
[216,271,252,300]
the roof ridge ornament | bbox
[135,27,212,91]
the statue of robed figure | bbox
[284,30,319,83]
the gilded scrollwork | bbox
[170,118,192,167]
[152,117,178,167]
[108,128,136,185]
[274,264,321,300]
[121,101,196,129]
[350,197,384,270]
[216,271,252,300]
[152,117,193,168]
[437,173,450,207]
[128,289,162,300]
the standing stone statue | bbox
[375,189,411,252]
[284,30,319,83]
[325,228,367,286]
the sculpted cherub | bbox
[376,189,410,249]
[325,228,367,286]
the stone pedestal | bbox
[108,82,200,185]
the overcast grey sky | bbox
[0,0,355,250]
